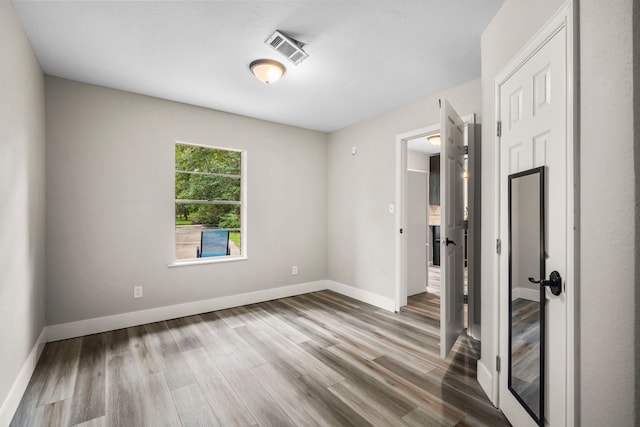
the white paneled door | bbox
[439,99,465,359]
[497,9,572,426]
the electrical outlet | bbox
[292,266,298,275]
[133,286,143,299]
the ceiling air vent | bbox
[265,30,308,65]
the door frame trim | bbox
[394,114,476,336]
[394,123,440,312]
[490,1,576,424]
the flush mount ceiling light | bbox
[250,59,285,84]
[428,134,441,146]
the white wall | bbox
[406,169,428,296]
[45,77,328,325]
[481,0,637,424]
[327,79,481,299]
[579,0,635,424]
[407,150,429,171]
[0,0,46,416]
[479,0,566,397]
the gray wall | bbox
[0,0,46,409]
[579,0,635,424]
[481,0,637,424]
[327,78,481,298]
[635,1,640,420]
[45,77,328,324]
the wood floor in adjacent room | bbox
[11,291,509,427]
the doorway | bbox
[403,130,444,323]
[395,110,477,351]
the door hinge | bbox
[496,121,502,137]
[464,145,469,155]
[496,355,501,373]
[496,238,502,254]
[464,294,468,304]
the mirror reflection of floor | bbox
[511,298,541,415]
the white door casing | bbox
[395,123,440,311]
[439,99,466,359]
[495,2,574,426]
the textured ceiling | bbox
[13,0,503,132]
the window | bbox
[175,142,244,261]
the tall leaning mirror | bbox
[508,166,545,426]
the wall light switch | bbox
[389,204,395,214]
[351,146,357,155]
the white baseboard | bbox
[46,280,327,342]
[468,321,481,341]
[0,328,47,427]
[326,280,396,312]
[46,280,397,342]
[477,358,496,406]
[512,287,539,302]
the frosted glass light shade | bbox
[428,134,441,146]
[250,59,285,84]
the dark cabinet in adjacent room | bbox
[432,225,441,266]
[429,154,440,206]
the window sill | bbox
[168,255,247,268]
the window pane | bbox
[229,230,241,251]
[175,203,240,228]
[175,144,241,175]
[175,225,202,260]
[175,227,242,260]
[175,203,241,260]
[175,143,243,261]
[175,172,240,202]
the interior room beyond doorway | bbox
[404,133,469,328]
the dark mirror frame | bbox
[508,166,545,426]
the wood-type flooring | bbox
[11,290,509,427]
[402,291,441,323]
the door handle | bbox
[444,238,456,246]
[528,271,562,296]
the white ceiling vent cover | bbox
[265,30,308,65]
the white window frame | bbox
[170,141,247,267]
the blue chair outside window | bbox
[197,229,230,258]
